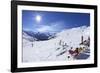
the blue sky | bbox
[22,10,90,33]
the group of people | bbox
[68,47,85,58]
[56,35,90,59]
[68,36,90,58]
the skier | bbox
[68,47,74,55]
[59,40,62,45]
[32,43,33,47]
[87,36,90,47]
[81,36,83,44]
[80,36,84,45]
[74,48,79,57]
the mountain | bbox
[23,30,56,41]
[23,31,37,42]
[22,26,90,62]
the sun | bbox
[36,15,41,22]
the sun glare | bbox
[36,15,41,22]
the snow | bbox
[22,26,90,62]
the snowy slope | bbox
[56,26,90,48]
[23,31,37,42]
[22,26,90,62]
